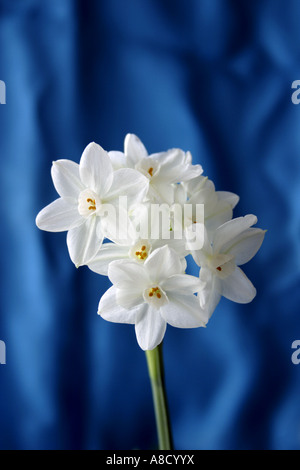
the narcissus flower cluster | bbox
[36,134,265,350]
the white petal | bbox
[179,164,203,182]
[108,259,150,290]
[185,222,205,253]
[198,267,221,321]
[155,149,202,184]
[221,267,256,303]
[152,148,185,175]
[189,225,212,267]
[153,149,188,183]
[204,200,233,233]
[217,191,239,209]
[190,248,207,268]
[51,160,84,199]
[174,183,188,205]
[87,243,129,275]
[98,286,137,324]
[161,293,206,328]
[150,181,175,205]
[36,197,83,232]
[184,176,214,196]
[144,245,183,283]
[135,305,166,350]
[224,228,266,265]
[67,216,103,266]
[108,151,126,170]
[105,168,149,207]
[160,274,203,295]
[152,236,188,261]
[99,204,132,245]
[79,142,113,196]
[124,134,148,166]
[213,215,258,253]
[185,151,193,164]
[188,186,218,209]
[116,288,144,310]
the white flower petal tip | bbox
[66,216,103,267]
[135,306,167,351]
[217,191,240,209]
[35,198,83,232]
[221,267,257,304]
[98,286,137,324]
[124,133,148,163]
[79,141,113,196]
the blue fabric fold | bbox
[0,0,299,450]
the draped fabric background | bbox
[0,0,300,450]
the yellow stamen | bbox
[148,287,162,299]
[134,244,149,260]
[148,167,153,177]
[86,198,96,211]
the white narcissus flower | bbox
[109,134,203,205]
[191,215,266,320]
[98,245,206,350]
[36,132,266,346]
[88,236,187,276]
[36,142,149,267]
[180,176,240,233]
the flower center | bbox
[208,253,235,279]
[135,245,148,260]
[135,158,160,180]
[143,285,168,309]
[87,198,96,211]
[129,240,152,262]
[78,189,101,218]
[148,286,162,299]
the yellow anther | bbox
[148,167,153,177]
[86,198,96,211]
[148,287,162,299]
[135,251,144,260]
[134,244,149,261]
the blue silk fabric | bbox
[0,0,300,450]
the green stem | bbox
[145,342,173,450]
